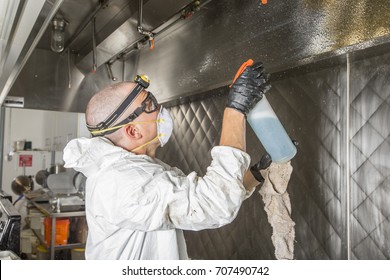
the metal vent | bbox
[3,96,24,108]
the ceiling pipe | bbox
[63,0,109,53]
[114,0,206,62]
[137,0,155,49]
[67,48,72,88]
[105,62,117,81]
[155,0,203,37]
[92,16,97,73]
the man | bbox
[63,62,270,260]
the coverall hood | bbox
[63,137,121,176]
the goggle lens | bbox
[143,91,158,113]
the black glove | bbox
[227,62,271,116]
[250,153,272,183]
[250,140,298,183]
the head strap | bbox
[87,75,150,136]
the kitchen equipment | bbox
[13,140,25,151]
[36,244,49,260]
[0,250,21,260]
[49,164,66,174]
[47,169,78,194]
[73,172,86,196]
[35,170,50,187]
[56,195,85,212]
[44,218,70,246]
[24,141,32,150]
[71,248,85,260]
[2,150,52,203]
[11,175,34,195]
[35,153,50,188]
[46,169,85,212]
[48,149,66,175]
[0,194,21,256]
[11,162,34,195]
[20,229,39,255]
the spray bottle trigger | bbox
[229,59,254,88]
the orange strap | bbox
[229,59,254,88]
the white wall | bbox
[77,113,90,138]
[3,108,81,152]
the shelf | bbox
[30,228,84,250]
[30,201,85,218]
[28,198,86,260]
[51,243,85,250]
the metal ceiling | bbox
[33,0,196,73]
[3,0,390,112]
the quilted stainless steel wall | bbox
[157,51,389,259]
[271,65,347,259]
[157,91,276,259]
[157,63,348,259]
[349,53,390,259]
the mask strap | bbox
[131,133,166,152]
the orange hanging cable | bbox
[229,59,254,87]
[149,38,155,50]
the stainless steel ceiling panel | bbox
[8,48,84,112]
[70,0,138,54]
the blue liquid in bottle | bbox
[247,96,296,163]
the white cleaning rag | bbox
[259,162,295,260]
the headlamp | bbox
[135,74,150,88]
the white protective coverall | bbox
[63,137,251,260]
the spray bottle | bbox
[233,59,297,163]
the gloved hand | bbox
[251,140,298,183]
[227,62,271,116]
[250,153,272,183]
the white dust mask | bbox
[156,106,173,147]
[130,106,173,152]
